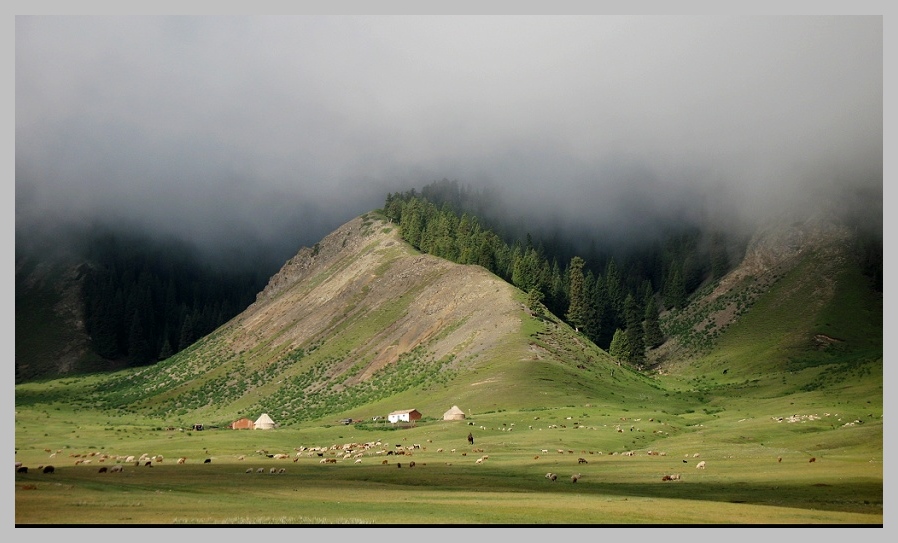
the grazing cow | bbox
[43,465,55,474]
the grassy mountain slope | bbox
[643,212,882,462]
[67,212,663,428]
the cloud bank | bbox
[15,15,883,263]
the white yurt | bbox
[254,413,277,429]
[442,405,466,421]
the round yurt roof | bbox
[443,405,465,419]
[255,413,276,428]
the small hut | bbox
[254,413,277,430]
[230,418,255,430]
[442,405,466,421]
[387,409,422,424]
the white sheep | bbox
[571,473,582,483]
[545,472,557,482]
[696,461,706,469]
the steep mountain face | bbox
[94,211,634,424]
[649,210,880,374]
[15,254,96,381]
[232,213,523,383]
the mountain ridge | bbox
[82,210,644,426]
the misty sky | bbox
[15,15,883,262]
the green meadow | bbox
[15,372,882,525]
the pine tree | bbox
[158,337,173,360]
[624,293,646,365]
[179,313,196,351]
[663,266,686,309]
[581,271,600,343]
[526,288,546,319]
[608,328,630,365]
[399,197,425,248]
[604,259,624,334]
[643,295,665,349]
[565,256,588,332]
[548,259,566,318]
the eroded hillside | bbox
[91,212,636,424]
[232,213,524,382]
